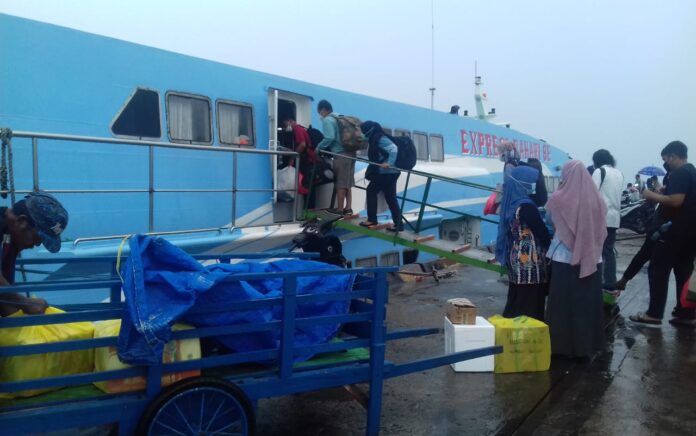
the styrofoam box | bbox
[444,315,495,372]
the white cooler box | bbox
[444,315,495,372]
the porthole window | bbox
[429,134,444,162]
[413,132,428,161]
[166,92,212,144]
[110,88,161,139]
[218,100,255,147]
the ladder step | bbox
[369,223,391,231]
[414,235,435,243]
[451,243,472,253]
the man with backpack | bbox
[630,141,696,327]
[316,99,355,215]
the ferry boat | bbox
[0,14,569,303]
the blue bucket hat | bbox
[24,191,68,253]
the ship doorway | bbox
[268,89,313,222]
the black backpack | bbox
[387,135,417,170]
[306,125,324,149]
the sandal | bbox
[343,208,354,216]
[668,317,696,328]
[629,312,661,325]
[359,221,377,228]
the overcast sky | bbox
[2,0,695,178]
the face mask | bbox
[285,125,293,133]
[510,175,536,194]
[663,162,671,172]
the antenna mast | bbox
[429,0,435,110]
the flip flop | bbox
[359,221,377,228]
[629,312,661,325]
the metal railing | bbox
[313,150,499,233]
[7,131,301,245]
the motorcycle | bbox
[289,215,348,268]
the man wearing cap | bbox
[0,192,68,316]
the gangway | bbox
[306,152,505,275]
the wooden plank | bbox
[414,235,435,243]
[451,243,472,253]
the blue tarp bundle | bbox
[118,235,355,365]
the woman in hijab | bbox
[359,121,402,231]
[496,165,551,320]
[545,160,608,358]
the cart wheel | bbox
[137,376,255,436]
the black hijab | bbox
[360,121,387,164]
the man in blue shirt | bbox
[316,100,355,215]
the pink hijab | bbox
[546,160,608,278]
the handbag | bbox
[484,192,500,215]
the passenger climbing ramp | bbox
[307,151,505,274]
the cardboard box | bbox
[446,298,477,324]
[444,316,495,372]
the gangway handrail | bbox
[319,150,499,193]
[315,150,499,232]
[5,130,303,241]
[11,131,299,156]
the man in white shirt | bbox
[592,149,624,287]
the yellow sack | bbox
[488,315,550,373]
[93,320,201,393]
[0,307,95,399]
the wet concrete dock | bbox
[257,232,696,435]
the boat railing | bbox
[314,150,499,233]
[4,131,303,245]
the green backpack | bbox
[331,115,368,152]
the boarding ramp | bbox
[307,151,504,274]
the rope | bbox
[0,128,16,204]
[0,127,11,201]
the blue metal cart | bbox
[0,252,500,435]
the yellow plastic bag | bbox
[93,320,201,393]
[488,315,550,373]
[0,307,95,398]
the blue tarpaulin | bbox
[118,235,355,365]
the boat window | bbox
[429,134,444,162]
[166,92,212,144]
[383,127,393,136]
[355,256,378,268]
[413,132,428,161]
[110,88,161,139]
[218,100,255,147]
[380,251,400,267]
[394,129,411,138]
